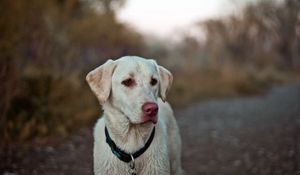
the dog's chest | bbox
[99,152,170,175]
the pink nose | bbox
[142,102,158,117]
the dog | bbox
[86,56,184,175]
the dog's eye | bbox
[122,78,135,87]
[150,78,157,86]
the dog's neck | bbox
[102,103,155,153]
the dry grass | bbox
[3,70,100,144]
[168,66,294,107]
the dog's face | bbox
[86,56,173,124]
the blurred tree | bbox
[200,0,300,70]
[90,0,126,15]
[275,0,300,69]
[0,0,144,143]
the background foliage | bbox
[0,0,144,143]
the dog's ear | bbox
[158,65,173,102]
[86,59,116,104]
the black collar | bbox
[105,126,155,163]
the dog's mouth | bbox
[125,115,157,125]
[111,100,158,125]
[146,117,157,124]
[116,106,157,125]
[141,115,157,124]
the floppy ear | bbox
[158,65,173,102]
[86,59,116,104]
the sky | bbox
[117,0,249,37]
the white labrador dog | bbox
[86,56,184,175]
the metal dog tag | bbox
[128,155,137,175]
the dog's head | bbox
[86,56,173,124]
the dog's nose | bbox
[142,102,158,117]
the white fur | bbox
[86,56,184,175]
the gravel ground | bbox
[178,82,300,175]
[1,82,300,175]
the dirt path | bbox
[1,82,300,175]
[178,82,300,175]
